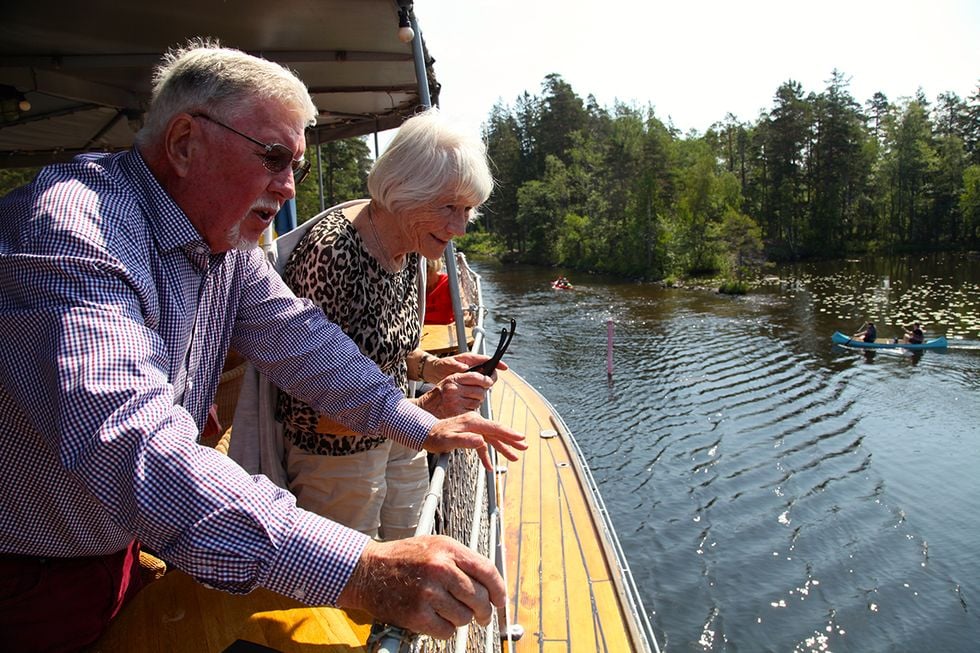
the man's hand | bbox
[337,535,506,640]
[425,413,526,471]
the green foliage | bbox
[8,70,974,281]
[881,96,940,243]
[714,207,764,279]
[454,229,503,256]
[477,71,978,280]
[0,166,40,197]
[296,137,371,222]
[961,164,980,244]
[718,279,749,295]
[482,103,524,245]
[806,70,872,256]
[555,212,593,267]
[515,175,560,263]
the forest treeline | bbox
[475,71,980,281]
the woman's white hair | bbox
[368,107,493,216]
[135,37,317,146]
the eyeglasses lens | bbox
[292,159,312,185]
[262,144,310,184]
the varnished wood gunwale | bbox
[419,324,474,356]
[491,369,651,653]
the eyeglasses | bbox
[467,318,516,376]
[191,113,311,184]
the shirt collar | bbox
[120,149,211,255]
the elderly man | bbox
[0,39,524,651]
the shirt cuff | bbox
[264,510,371,606]
[379,397,437,450]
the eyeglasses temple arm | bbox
[466,327,508,375]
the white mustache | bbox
[252,203,281,217]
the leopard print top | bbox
[277,208,420,456]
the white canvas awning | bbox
[0,0,438,167]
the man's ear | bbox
[165,114,196,178]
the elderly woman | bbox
[277,108,501,540]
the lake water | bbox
[471,252,980,652]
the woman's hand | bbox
[423,412,527,471]
[415,372,492,418]
[430,352,507,381]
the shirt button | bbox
[293,586,306,600]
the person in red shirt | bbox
[424,257,454,324]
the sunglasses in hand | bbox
[467,318,516,376]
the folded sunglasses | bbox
[467,318,516,376]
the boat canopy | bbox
[0,0,438,168]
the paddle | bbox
[846,320,867,346]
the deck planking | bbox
[492,369,642,652]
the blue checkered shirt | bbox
[0,150,436,606]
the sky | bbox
[404,0,979,141]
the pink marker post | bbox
[606,318,614,377]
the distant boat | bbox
[831,331,947,350]
[552,278,574,290]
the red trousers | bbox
[0,540,144,652]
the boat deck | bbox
[492,369,649,653]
